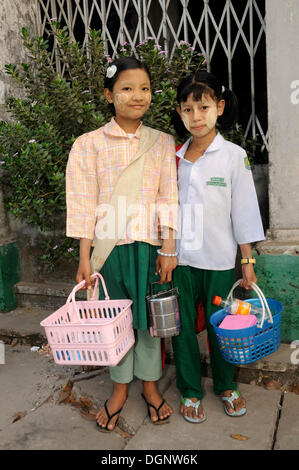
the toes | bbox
[182,404,204,420]
[96,407,119,430]
[187,408,196,419]
[234,402,241,412]
[225,403,234,414]
[224,397,246,414]
[142,390,172,422]
[96,407,111,428]
[150,413,159,423]
[184,406,194,419]
[159,405,170,420]
[107,419,116,430]
[96,409,107,427]
[235,398,246,412]
[156,403,171,421]
[96,410,103,422]
[233,396,245,412]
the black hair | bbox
[172,70,239,138]
[104,56,151,115]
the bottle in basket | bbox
[212,295,268,327]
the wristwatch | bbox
[240,258,256,265]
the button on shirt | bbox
[176,133,265,270]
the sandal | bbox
[181,397,207,423]
[221,390,246,417]
[96,399,124,433]
[141,393,170,425]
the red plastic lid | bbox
[212,295,222,306]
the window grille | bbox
[36,0,268,152]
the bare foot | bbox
[142,381,173,423]
[96,382,128,431]
[220,390,246,415]
[180,397,205,421]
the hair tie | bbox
[106,65,117,78]
[221,85,225,94]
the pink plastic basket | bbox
[40,273,134,367]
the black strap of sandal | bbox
[97,399,123,430]
[141,393,168,422]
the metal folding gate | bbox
[36,0,268,152]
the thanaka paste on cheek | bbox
[204,103,218,130]
[181,112,191,131]
[114,93,129,106]
[144,91,152,104]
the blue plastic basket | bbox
[209,282,282,365]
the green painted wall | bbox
[0,241,20,312]
[253,251,299,343]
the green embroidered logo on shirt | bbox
[206,177,227,187]
[244,156,251,170]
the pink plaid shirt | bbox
[66,118,178,245]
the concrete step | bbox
[197,330,298,386]
[164,331,298,387]
[14,281,86,310]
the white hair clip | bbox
[106,65,117,78]
[222,85,226,93]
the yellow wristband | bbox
[241,258,256,265]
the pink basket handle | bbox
[67,273,109,302]
[89,272,110,300]
[66,273,110,322]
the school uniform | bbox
[66,117,178,383]
[172,133,265,398]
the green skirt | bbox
[99,242,168,330]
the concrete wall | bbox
[253,251,299,342]
[0,0,38,121]
[0,1,39,311]
[266,0,299,235]
[255,1,299,343]
[0,0,39,245]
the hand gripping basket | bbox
[40,273,135,367]
[210,281,282,365]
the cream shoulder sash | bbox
[90,125,161,286]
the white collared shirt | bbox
[176,133,265,270]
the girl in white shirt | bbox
[172,71,265,422]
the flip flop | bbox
[181,397,207,423]
[221,390,246,417]
[96,399,123,433]
[141,393,170,425]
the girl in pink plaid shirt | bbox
[66,57,178,432]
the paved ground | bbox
[0,307,299,454]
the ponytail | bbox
[218,87,238,130]
[172,71,239,137]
